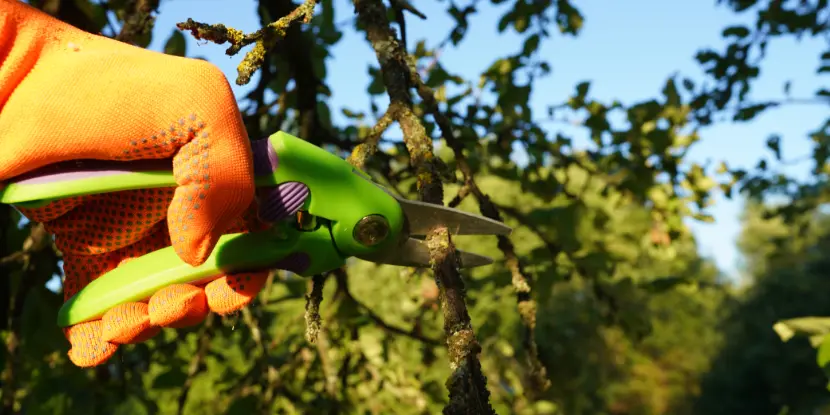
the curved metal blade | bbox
[393,196,512,237]
[358,173,512,237]
[356,237,494,268]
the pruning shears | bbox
[0,131,511,328]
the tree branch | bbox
[348,104,398,169]
[305,274,326,343]
[246,0,347,149]
[177,0,317,85]
[409,51,551,398]
[114,0,160,44]
[351,0,495,413]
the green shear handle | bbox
[0,131,511,328]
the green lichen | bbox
[176,18,246,45]
[304,274,326,344]
[177,0,317,85]
[347,104,398,169]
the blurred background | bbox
[2,0,830,413]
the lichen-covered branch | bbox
[304,274,327,343]
[244,0,345,149]
[348,104,399,169]
[351,0,495,413]
[409,49,551,398]
[176,0,317,85]
[115,0,160,44]
[448,183,471,208]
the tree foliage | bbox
[1,0,829,414]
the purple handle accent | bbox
[13,136,275,186]
[251,137,310,222]
[258,182,309,222]
[269,252,311,274]
[251,137,280,176]
[12,159,172,185]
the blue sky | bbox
[141,0,826,279]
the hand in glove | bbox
[0,0,277,367]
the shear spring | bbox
[296,211,318,231]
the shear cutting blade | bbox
[357,180,512,268]
[393,196,512,237]
[357,237,494,268]
[364,179,511,236]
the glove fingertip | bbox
[205,271,270,314]
[101,302,160,344]
[168,124,255,266]
[148,284,209,328]
[65,320,118,367]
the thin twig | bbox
[305,274,327,343]
[257,0,345,148]
[448,183,471,208]
[348,104,399,169]
[176,0,317,85]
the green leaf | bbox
[112,396,150,415]
[227,395,259,414]
[497,11,514,33]
[73,0,108,33]
[734,103,775,121]
[367,66,385,95]
[757,159,767,171]
[152,368,187,389]
[533,400,558,414]
[522,34,540,56]
[722,25,750,38]
[21,286,66,360]
[134,31,153,48]
[341,108,365,120]
[662,78,681,107]
[774,317,830,342]
[693,213,715,223]
[819,335,830,368]
[163,30,187,57]
[766,134,781,160]
[639,276,690,293]
[414,40,428,57]
[513,15,529,33]
[695,49,720,64]
[575,81,590,99]
[316,101,333,130]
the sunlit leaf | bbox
[163,30,187,57]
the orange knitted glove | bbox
[0,0,273,367]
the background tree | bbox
[1,0,828,414]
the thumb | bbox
[166,76,256,266]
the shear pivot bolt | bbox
[354,215,389,247]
